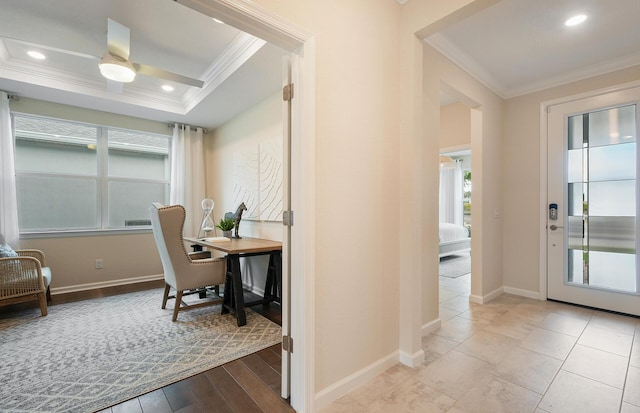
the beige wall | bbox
[440,102,471,149]
[502,65,640,295]
[205,92,283,242]
[422,41,504,314]
[21,233,163,292]
[251,0,403,394]
[397,0,499,365]
[205,92,283,292]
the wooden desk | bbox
[184,236,282,326]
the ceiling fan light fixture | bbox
[565,14,587,27]
[27,50,46,60]
[99,53,136,83]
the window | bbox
[13,114,170,232]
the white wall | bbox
[502,65,640,296]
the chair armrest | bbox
[16,249,46,266]
[0,256,45,298]
[188,251,211,261]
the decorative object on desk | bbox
[224,202,247,239]
[197,198,217,238]
[0,288,281,413]
[216,217,235,239]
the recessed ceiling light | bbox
[565,14,587,27]
[27,50,46,60]
[212,17,224,24]
[162,84,174,92]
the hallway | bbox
[320,273,640,412]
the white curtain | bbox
[170,124,206,236]
[0,92,19,246]
[439,160,463,226]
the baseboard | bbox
[244,284,265,297]
[314,350,399,411]
[469,286,504,304]
[421,318,441,336]
[399,348,425,367]
[504,286,542,300]
[51,274,164,295]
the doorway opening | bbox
[438,91,473,317]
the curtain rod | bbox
[168,122,208,134]
[1,91,20,101]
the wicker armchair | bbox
[0,249,52,316]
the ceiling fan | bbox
[2,18,204,90]
[98,18,204,88]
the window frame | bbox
[12,113,171,236]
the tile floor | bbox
[319,273,640,413]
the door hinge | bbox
[283,84,294,101]
[282,335,294,353]
[283,210,294,226]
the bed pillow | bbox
[0,243,18,258]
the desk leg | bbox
[224,254,247,326]
[264,251,282,302]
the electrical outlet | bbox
[95,259,104,269]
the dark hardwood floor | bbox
[3,281,293,413]
[98,343,292,413]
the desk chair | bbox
[150,203,227,321]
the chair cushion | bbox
[41,267,52,288]
[0,244,18,258]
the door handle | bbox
[549,224,564,231]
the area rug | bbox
[439,254,471,278]
[0,288,281,413]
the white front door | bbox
[547,86,640,316]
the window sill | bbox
[20,228,152,239]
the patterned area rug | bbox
[439,254,471,278]
[0,288,281,413]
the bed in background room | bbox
[439,223,470,258]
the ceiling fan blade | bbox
[107,18,130,60]
[135,63,205,88]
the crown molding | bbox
[182,31,265,112]
[177,0,311,51]
[426,33,508,98]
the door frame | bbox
[177,1,316,411]
[539,79,640,302]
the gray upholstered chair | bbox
[150,203,227,321]
[0,246,52,316]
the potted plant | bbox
[216,217,235,238]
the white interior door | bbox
[547,86,640,316]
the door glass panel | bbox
[568,249,584,284]
[567,149,584,183]
[566,105,637,293]
[588,216,636,253]
[589,251,636,292]
[589,105,637,147]
[568,114,584,150]
[589,181,635,216]
[589,143,636,181]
